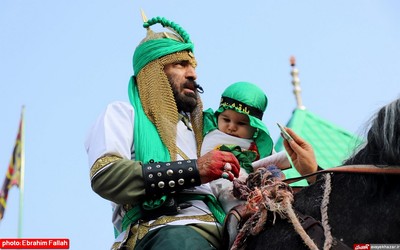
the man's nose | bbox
[185,65,197,80]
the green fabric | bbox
[134,225,215,250]
[120,195,169,234]
[219,145,257,174]
[121,205,142,236]
[127,77,171,214]
[142,195,168,210]
[133,38,194,76]
[222,81,268,111]
[128,76,171,164]
[203,108,219,137]
[132,16,194,76]
[178,194,226,225]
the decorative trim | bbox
[220,96,263,120]
[90,155,122,179]
[176,147,189,160]
[125,214,216,249]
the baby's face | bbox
[217,109,256,139]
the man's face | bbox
[164,60,198,113]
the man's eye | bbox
[175,61,187,67]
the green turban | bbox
[132,17,195,76]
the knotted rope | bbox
[230,166,319,250]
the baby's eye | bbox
[223,118,230,122]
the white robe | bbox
[85,101,218,243]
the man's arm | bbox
[91,150,241,204]
[85,102,144,204]
[85,102,241,204]
[91,158,145,205]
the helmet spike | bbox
[141,9,148,23]
[140,9,154,36]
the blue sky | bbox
[1,1,399,249]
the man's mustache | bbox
[184,80,204,94]
[194,83,204,94]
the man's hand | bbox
[283,127,318,183]
[197,150,240,183]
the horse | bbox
[227,165,400,250]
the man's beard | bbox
[170,79,198,113]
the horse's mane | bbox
[295,171,400,212]
[245,98,400,249]
[245,170,400,250]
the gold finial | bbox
[290,56,306,110]
[141,9,148,23]
[140,9,154,36]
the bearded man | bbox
[85,14,240,250]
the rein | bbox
[283,165,400,184]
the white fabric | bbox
[252,150,291,171]
[201,129,254,213]
[85,101,217,242]
[200,129,253,156]
[85,101,134,169]
[201,129,289,213]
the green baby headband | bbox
[132,12,195,75]
[219,81,268,119]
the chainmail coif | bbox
[136,50,203,160]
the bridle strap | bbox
[284,165,400,184]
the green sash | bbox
[117,78,226,238]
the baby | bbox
[201,81,289,213]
